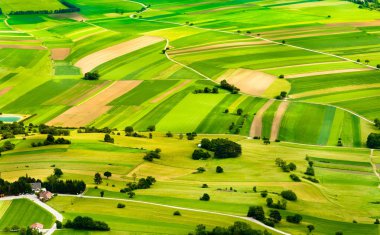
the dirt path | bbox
[47,80,142,127]
[249,100,274,137]
[369,149,380,188]
[285,68,373,79]
[151,80,191,103]
[0,87,12,96]
[58,194,290,235]
[75,36,164,73]
[270,101,289,141]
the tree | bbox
[104,134,114,143]
[173,211,181,216]
[100,191,104,197]
[128,191,135,198]
[54,168,63,178]
[336,232,343,235]
[365,59,370,64]
[200,193,210,201]
[147,125,155,132]
[367,133,380,149]
[56,220,63,229]
[278,74,285,78]
[307,224,315,233]
[237,108,243,116]
[216,166,224,173]
[104,171,112,179]
[269,210,282,223]
[286,214,303,224]
[288,162,297,171]
[125,126,134,135]
[117,203,125,208]
[192,149,211,160]
[281,190,297,201]
[266,197,273,207]
[375,218,380,224]
[282,40,286,44]
[94,173,102,185]
[247,206,265,222]
[261,191,268,198]
[166,131,173,137]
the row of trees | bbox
[200,138,242,158]
[39,124,70,136]
[193,87,219,94]
[190,221,270,235]
[77,126,112,134]
[65,216,110,231]
[220,80,240,94]
[31,134,71,147]
[43,175,86,194]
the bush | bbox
[286,214,303,224]
[247,206,265,222]
[269,210,282,223]
[216,166,224,173]
[56,220,63,229]
[305,166,315,176]
[173,211,181,216]
[117,203,126,208]
[260,191,268,198]
[143,151,160,162]
[281,190,297,201]
[290,174,301,182]
[278,74,285,79]
[192,149,211,160]
[200,193,210,201]
[83,71,100,80]
[367,133,380,149]
[201,184,208,188]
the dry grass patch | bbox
[47,80,142,127]
[217,69,276,96]
[75,36,164,73]
[0,87,12,96]
[249,100,274,137]
[270,101,289,141]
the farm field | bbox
[1,0,380,234]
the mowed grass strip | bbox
[0,199,55,229]
[157,93,227,133]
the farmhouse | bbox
[29,223,43,232]
[30,183,42,192]
[39,191,53,202]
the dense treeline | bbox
[43,175,86,194]
[0,122,25,139]
[347,0,380,9]
[31,134,71,147]
[78,126,112,134]
[200,138,242,158]
[38,124,70,136]
[0,176,35,196]
[65,216,110,231]
[220,80,240,94]
[190,221,271,235]
[121,176,156,193]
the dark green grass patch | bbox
[110,80,179,106]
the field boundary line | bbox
[58,194,291,235]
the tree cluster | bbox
[266,197,287,210]
[121,176,156,193]
[0,140,15,153]
[0,176,34,196]
[193,87,219,94]
[247,206,278,227]
[220,80,240,94]
[39,124,70,136]
[286,214,303,224]
[31,134,71,147]
[104,134,114,143]
[0,122,25,139]
[192,149,211,160]
[304,159,315,176]
[186,132,197,140]
[83,71,100,80]
[200,138,242,158]
[289,174,301,182]
[275,158,296,172]
[78,126,112,134]
[65,216,110,231]
[43,175,86,194]
[143,149,161,161]
[190,221,270,235]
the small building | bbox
[39,191,53,202]
[30,183,42,192]
[30,223,43,232]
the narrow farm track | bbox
[369,149,380,187]
[250,100,274,137]
[58,194,291,235]
[270,101,289,141]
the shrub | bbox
[83,71,100,80]
[290,174,301,182]
[201,184,208,188]
[173,211,181,216]
[286,214,302,224]
[200,193,210,201]
[56,220,63,229]
[192,149,211,160]
[278,74,285,79]
[117,203,125,208]
[305,166,315,176]
[216,166,224,173]
[367,133,380,149]
[269,210,282,223]
[281,190,297,201]
[261,191,268,198]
